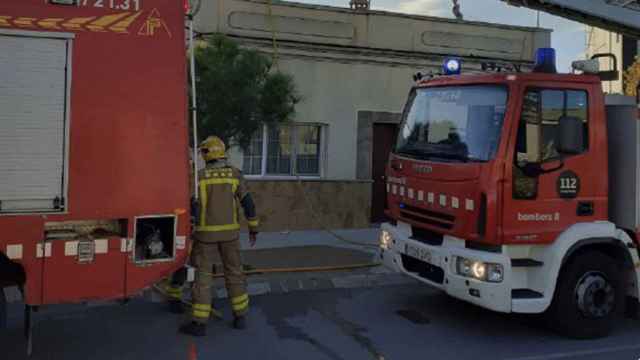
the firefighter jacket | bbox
[194,161,260,243]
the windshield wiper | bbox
[396,146,429,160]
[397,145,486,163]
[422,151,481,163]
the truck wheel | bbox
[546,251,624,339]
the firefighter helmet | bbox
[199,136,226,161]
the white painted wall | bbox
[586,26,624,94]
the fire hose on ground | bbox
[152,262,381,319]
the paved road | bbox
[2,283,640,360]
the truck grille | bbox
[400,204,455,230]
[401,254,445,284]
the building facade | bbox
[194,0,551,231]
[586,26,639,94]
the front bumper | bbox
[380,222,513,313]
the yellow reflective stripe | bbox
[199,181,208,228]
[193,303,212,311]
[193,303,212,319]
[200,178,239,189]
[193,309,210,319]
[233,197,238,226]
[166,287,182,298]
[196,224,241,232]
[232,299,249,312]
[248,219,259,227]
[231,294,249,305]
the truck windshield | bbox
[396,85,508,162]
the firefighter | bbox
[178,135,260,337]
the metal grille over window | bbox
[267,126,293,175]
[242,126,264,175]
[296,126,321,175]
[243,124,325,177]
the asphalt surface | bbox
[2,283,640,360]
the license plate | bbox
[405,244,432,263]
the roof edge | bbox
[242,0,553,33]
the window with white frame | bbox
[243,124,325,177]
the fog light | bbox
[380,230,392,250]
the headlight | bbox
[380,230,392,250]
[456,256,503,283]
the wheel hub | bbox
[575,271,615,319]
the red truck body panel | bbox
[0,0,190,305]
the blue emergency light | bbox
[443,58,462,75]
[533,48,557,73]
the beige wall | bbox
[586,26,624,94]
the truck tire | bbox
[546,251,624,339]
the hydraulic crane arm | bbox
[503,0,640,39]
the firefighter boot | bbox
[168,300,185,314]
[233,316,247,330]
[179,321,207,337]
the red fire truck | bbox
[0,0,192,346]
[380,49,640,338]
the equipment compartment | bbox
[134,215,176,263]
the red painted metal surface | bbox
[0,0,190,305]
[387,72,608,246]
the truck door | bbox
[503,86,605,244]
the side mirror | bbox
[557,116,584,155]
[590,53,619,81]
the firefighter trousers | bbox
[189,238,249,324]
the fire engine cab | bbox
[380,48,640,338]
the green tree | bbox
[194,35,300,149]
[624,56,640,98]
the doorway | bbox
[371,123,398,223]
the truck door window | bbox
[513,89,589,199]
[540,89,589,161]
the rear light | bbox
[184,0,191,14]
